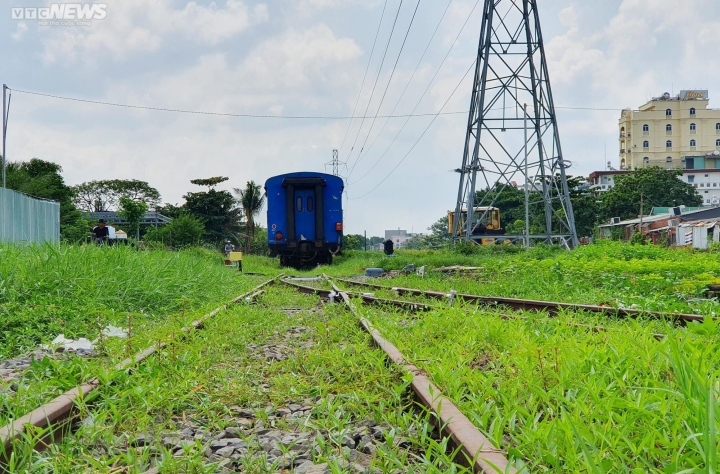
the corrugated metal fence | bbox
[0,187,60,244]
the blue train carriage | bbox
[265,172,344,267]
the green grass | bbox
[357,297,720,472]
[6,284,472,473]
[0,244,272,359]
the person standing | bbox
[223,240,235,257]
[92,219,110,245]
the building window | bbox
[690,139,697,148]
[666,109,672,116]
[714,183,717,187]
[642,124,649,132]
[690,123,696,131]
[643,140,649,149]
[690,107,696,116]
[700,183,704,187]
[688,175,695,183]
[716,139,720,147]
[643,156,649,162]
[666,140,672,149]
[716,122,720,130]
[666,156,672,162]
[666,124,672,132]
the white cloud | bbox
[11,22,28,41]
[40,0,268,63]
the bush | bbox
[144,213,205,248]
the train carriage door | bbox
[294,188,315,240]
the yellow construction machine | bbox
[448,206,506,245]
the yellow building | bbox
[619,90,720,171]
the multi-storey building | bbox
[618,90,720,171]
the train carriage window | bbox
[296,197,303,212]
[307,197,313,212]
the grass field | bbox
[3,241,720,472]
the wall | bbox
[0,187,60,245]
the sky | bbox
[3,0,720,237]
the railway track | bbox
[2,275,510,473]
[4,270,704,472]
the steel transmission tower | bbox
[326,149,345,177]
[453,0,578,248]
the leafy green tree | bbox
[117,196,148,240]
[233,181,265,244]
[601,167,702,221]
[5,158,88,242]
[156,203,184,219]
[183,182,242,243]
[71,179,161,212]
[191,176,229,187]
[144,213,205,247]
[344,234,364,250]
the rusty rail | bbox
[325,277,517,473]
[333,277,703,326]
[281,279,431,312]
[0,276,279,461]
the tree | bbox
[233,181,265,245]
[601,167,702,221]
[5,158,88,242]
[344,234,364,250]
[191,176,229,188]
[71,179,161,212]
[183,187,242,243]
[118,196,148,240]
[144,213,205,247]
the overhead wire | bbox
[346,0,453,182]
[10,88,623,120]
[344,0,405,168]
[345,0,421,178]
[349,58,477,200]
[337,0,388,152]
[347,0,482,187]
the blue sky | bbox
[3,0,720,236]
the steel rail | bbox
[0,276,279,461]
[280,278,431,312]
[333,277,704,325]
[324,277,517,473]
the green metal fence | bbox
[0,187,60,244]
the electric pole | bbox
[452,0,578,248]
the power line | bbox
[338,0,388,152]
[9,88,472,119]
[349,58,477,200]
[346,0,453,181]
[9,88,624,121]
[344,0,404,166]
[346,0,421,177]
[348,0,482,186]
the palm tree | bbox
[233,181,265,247]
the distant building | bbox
[384,229,424,249]
[588,169,720,206]
[618,89,720,171]
[598,206,720,249]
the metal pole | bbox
[524,103,530,248]
[364,230,367,251]
[2,84,7,189]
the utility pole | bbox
[2,84,8,189]
[524,104,530,248]
[639,193,643,234]
[326,149,344,177]
[364,230,367,252]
